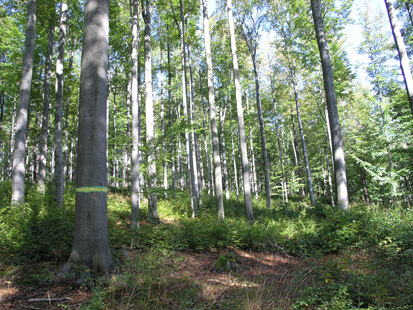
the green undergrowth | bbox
[1,181,413,308]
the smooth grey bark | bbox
[38,22,54,189]
[219,101,230,200]
[201,0,224,218]
[311,0,349,209]
[187,44,200,202]
[131,0,140,227]
[229,103,239,199]
[63,49,74,182]
[180,0,198,217]
[243,29,271,208]
[54,2,68,208]
[8,99,16,178]
[66,0,112,274]
[11,0,37,204]
[227,0,253,221]
[385,0,413,118]
[292,81,315,206]
[245,93,258,200]
[160,49,167,196]
[142,0,159,220]
[167,34,176,198]
[200,85,212,196]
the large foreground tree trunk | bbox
[311,0,349,209]
[227,0,253,221]
[65,0,113,275]
[11,0,37,204]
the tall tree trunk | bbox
[11,0,37,204]
[54,2,68,208]
[200,83,212,196]
[131,0,140,227]
[167,33,176,198]
[188,45,203,202]
[201,0,224,218]
[245,39,271,208]
[229,103,239,199]
[180,0,198,217]
[8,99,16,178]
[227,0,253,221]
[142,0,159,220]
[187,44,200,202]
[63,49,74,182]
[38,20,55,189]
[220,101,230,200]
[245,93,258,200]
[311,0,349,209]
[160,49,168,197]
[385,0,413,118]
[65,0,112,275]
[292,83,315,205]
[272,96,288,203]
[360,165,370,203]
[32,111,39,182]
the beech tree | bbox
[11,0,37,204]
[65,0,113,274]
[227,0,253,221]
[311,0,349,209]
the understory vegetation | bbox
[1,182,412,309]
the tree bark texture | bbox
[142,0,159,220]
[67,0,113,274]
[38,22,54,189]
[201,0,224,218]
[227,0,253,221]
[54,2,68,208]
[131,0,140,227]
[11,0,37,204]
[311,0,349,209]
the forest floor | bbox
[0,248,307,309]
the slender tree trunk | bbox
[131,0,140,227]
[54,2,67,208]
[245,41,271,208]
[142,0,159,221]
[187,44,200,202]
[227,0,253,221]
[167,34,176,198]
[311,0,349,209]
[229,103,239,199]
[63,49,74,182]
[38,21,55,189]
[272,96,288,202]
[11,0,37,204]
[292,83,315,205]
[160,49,168,197]
[65,0,112,275]
[8,99,16,178]
[180,0,198,217]
[200,85,212,196]
[385,0,413,118]
[32,111,39,182]
[245,93,258,200]
[201,0,224,217]
[220,101,230,200]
